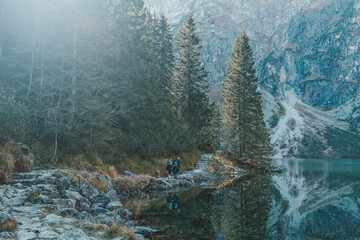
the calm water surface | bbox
[126,159,360,240]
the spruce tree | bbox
[155,14,175,104]
[222,31,270,165]
[174,13,214,150]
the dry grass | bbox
[52,171,62,179]
[0,142,35,184]
[0,219,18,232]
[82,223,108,233]
[25,191,39,202]
[104,224,136,240]
[113,175,152,192]
[87,176,108,193]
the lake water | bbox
[126,159,360,240]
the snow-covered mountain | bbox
[145,0,360,158]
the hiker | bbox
[173,157,181,179]
[166,158,173,178]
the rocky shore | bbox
[0,154,246,239]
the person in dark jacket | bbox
[166,158,173,178]
[173,157,181,179]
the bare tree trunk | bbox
[27,0,39,95]
[67,30,77,129]
[35,45,45,137]
[54,114,58,160]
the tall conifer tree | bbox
[222,31,270,165]
[174,13,214,150]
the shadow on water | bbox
[125,159,360,240]
[126,173,273,240]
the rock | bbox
[0,213,9,224]
[80,202,90,212]
[135,234,147,240]
[58,208,80,218]
[35,194,54,204]
[79,178,98,199]
[59,228,89,240]
[62,190,84,202]
[54,199,76,209]
[16,230,37,240]
[0,232,14,238]
[78,211,89,220]
[91,206,110,216]
[38,231,59,239]
[42,214,63,227]
[118,208,132,218]
[106,202,123,211]
[57,177,71,190]
[134,226,158,234]
[91,214,113,226]
[91,194,111,207]
[123,171,136,178]
[106,190,119,202]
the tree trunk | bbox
[27,0,39,95]
[67,30,77,129]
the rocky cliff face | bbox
[145,0,360,158]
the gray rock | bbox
[38,231,59,239]
[0,213,9,224]
[59,228,89,240]
[106,202,123,211]
[135,234,147,240]
[91,206,110,216]
[57,177,71,190]
[91,194,111,207]
[134,226,158,234]
[79,179,98,199]
[62,190,84,202]
[16,231,37,240]
[78,211,89,220]
[54,199,76,209]
[58,208,79,218]
[124,171,136,178]
[42,214,63,227]
[91,215,113,226]
[35,194,54,204]
[0,232,14,238]
[80,202,90,212]
[106,190,119,202]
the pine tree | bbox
[222,31,270,165]
[174,13,214,150]
[155,14,175,104]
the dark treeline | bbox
[0,0,216,162]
